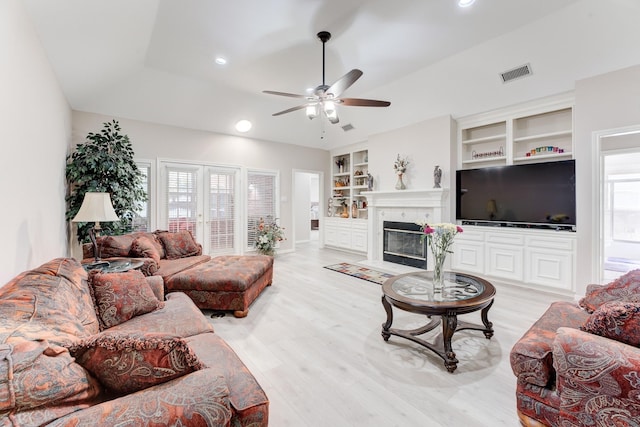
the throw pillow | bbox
[130,235,162,265]
[88,270,164,330]
[578,269,640,313]
[581,301,640,346]
[97,234,137,258]
[157,230,202,260]
[66,331,204,393]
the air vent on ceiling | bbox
[500,63,532,83]
[341,124,355,132]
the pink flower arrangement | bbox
[416,222,463,275]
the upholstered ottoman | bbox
[165,255,273,318]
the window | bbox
[165,167,198,234]
[132,162,151,232]
[208,168,237,254]
[247,170,278,249]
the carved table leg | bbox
[481,299,494,339]
[381,295,393,341]
[442,310,459,373]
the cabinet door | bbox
[324,224,340,247]
[452,241,484,274]
[525,248,573,291]
[486,244,524,281]
[351,221,368,252]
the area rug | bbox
[324,263,394,285]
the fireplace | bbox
[383,221,427,268]
[362,189,448,268]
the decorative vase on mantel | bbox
[395,173,406,190]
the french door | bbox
[159,162,240,256]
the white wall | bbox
[367,115,456,219]
[72,111,329,254]
[574,64,640,294]
[0,0,71,285]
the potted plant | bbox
[66,120,146,243]
[254,217,286,256]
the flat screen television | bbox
[456,160,576,231]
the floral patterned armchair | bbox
[510,270,640,426]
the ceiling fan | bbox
[263,31,390,125]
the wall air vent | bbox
[500,63,532,83]
[341,123,355,132]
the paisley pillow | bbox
[581,301,640,346]
[156,230,202,260]
[88,270,164,330]
[67,331,203,393]
[578,269,640,313]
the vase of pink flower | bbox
[417,222,463,288]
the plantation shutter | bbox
[132,162,150,232]
[165,166,198,234]
[208,168,237,254]
[247,170,277,249]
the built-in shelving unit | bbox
[326,148,369,253]
[454,93,577,293]
[458,96,574,169]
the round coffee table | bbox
[381,271,495,373]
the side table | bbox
[82,258,144,273]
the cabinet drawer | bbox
[526,235,574,251]
[486,233,524,246]
[456,230,484,242]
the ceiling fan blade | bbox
[272,104,307,116]
[263,90,307,99]
[339,98,391,107]
[326,69,363,98]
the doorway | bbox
[596,127,640,282]
[292,170,322,248]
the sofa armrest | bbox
[553,327,640,425]
[47,369,232,426]
[145,275,165,301]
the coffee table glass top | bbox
[388,271,484,303]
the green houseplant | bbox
[66,120,146,243]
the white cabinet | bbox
[324,217,368,253]
[458,94,574,169]
[452,226,575,292]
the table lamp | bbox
[72,192,119,264]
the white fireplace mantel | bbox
[362,188,449,263]
[362,189,448,208]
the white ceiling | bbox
[22,0,640,150]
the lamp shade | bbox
[72,192,119,223]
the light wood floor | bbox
[210,241,573,427]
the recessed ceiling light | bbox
[215,56,227,65]
[458,0,475,7]
[235,119,252,133]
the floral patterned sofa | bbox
[0,257,269,426]
[83,230,274,317]
[510,269,640,426]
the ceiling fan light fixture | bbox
[324,101,339,124]
[306,104,319,119]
